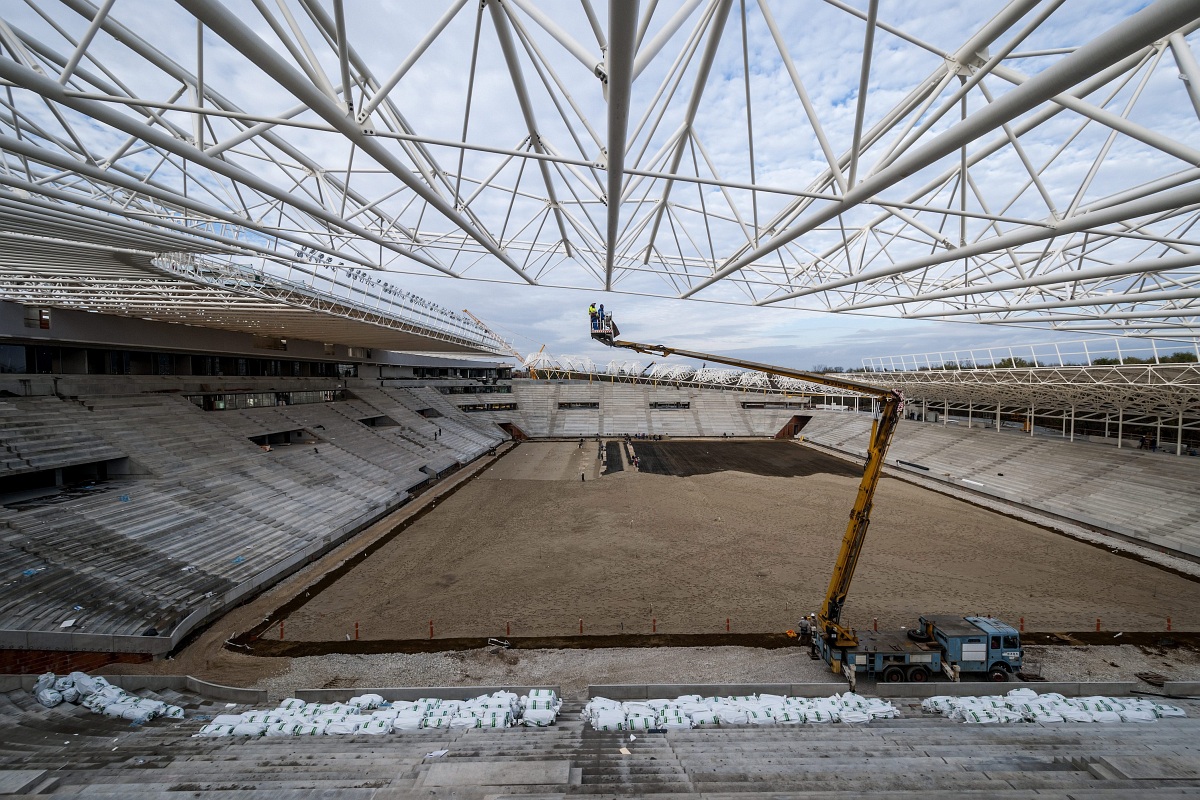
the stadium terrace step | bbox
[0,388,507,642]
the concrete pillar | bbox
[1117,411,1123,448]
[944,400,948,426]
[968,401,973,429]
[996,402,1001,433]
[1069,406,1075,443]
[1157,416,1163,452]
[1029,406,1035,437]
[1178,409,1185,456]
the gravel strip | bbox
[252,646,841,702]
[249,643,1200,702]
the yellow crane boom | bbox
[593,323,902,656]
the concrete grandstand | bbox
[2,1,1200,796]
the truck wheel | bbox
[882,666,905,683]
[988,665,1009,682]
[906,665,929,683]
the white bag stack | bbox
[921,689,1188,725]
[582,692,901,730]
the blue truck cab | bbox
[918,614,1023,680]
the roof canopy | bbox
[0,1,1198,342]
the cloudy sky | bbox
[4,0,1196,370]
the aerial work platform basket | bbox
[589,308,619,344]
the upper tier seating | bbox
[799,411,1200,559]
[0,390,507,641]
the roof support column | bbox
[605,0,639,287]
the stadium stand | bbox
[0,680,1197,796]
[799,411,1200,559]
[0,391,506,651]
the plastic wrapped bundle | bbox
[714,706,749,725]
[687,710,720,726]
[392,713,424,731]
[1059,707,1095,723]
[278,698,306,712]
[193,724,235,738]
[590,710,628,731]
[1153,703,1187,718]
[476,713,512,729]
[325,719,362,735]
[657,713,693,730]
[293,723,325,736]
[1118,709,1157,723]
[35,689,63,708]
[520,707,557,727]
[350,694,385,710]
[265,722,298,737]
[359,720,392,735]
[231,722,268,737]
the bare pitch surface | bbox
[279,441,1200,643]
[632,440,858,477]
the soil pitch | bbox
[632,440,859,477]
[272,441,1200,644]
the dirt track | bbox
[274,441,1200,643]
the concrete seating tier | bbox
[0,389,507,641]
[0,690,1197,797]
[466,380,804,438]
[0,398,126,475]
[800,411,1200,559]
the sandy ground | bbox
[107,439,1200,694]
[280,440,1200,640]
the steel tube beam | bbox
[903,287,1200,318]
[488,0,574,259]
[1168,31,1200,121]
[840,250,1200,311]
[684,0,1200,298]
[605,0,639,286]
[757,179,1200,304]
[356,0,468,121]
[178,0,535,282]
[508,0,604,78]
[56,0,117,85]
[632,0,706,80]
[847,0,878,188]
[640,0,732,263]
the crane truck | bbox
[590,314,1023,687]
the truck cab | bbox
[918,615,1022,681]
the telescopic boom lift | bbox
[590,315,902,670]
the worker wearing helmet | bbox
[588,302,597,329]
